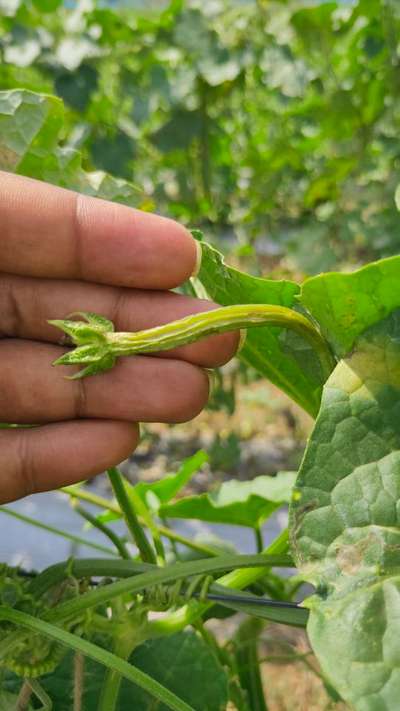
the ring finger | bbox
[0,340,210,425]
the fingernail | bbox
[237,329,247,353]
[191,240,202,278]
[204,368,216,396]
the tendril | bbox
[139,574,215,611]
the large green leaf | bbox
[160,471,296,528]
[196,241,324,416]
[4,633,228,711]
[300,256,400,358]
[128,632,229,711]
[0,89,142,206]
[290,310,400,711]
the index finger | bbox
[0,171,199,288]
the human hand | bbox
[0,172,239,503]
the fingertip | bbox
[107,420,141,463]
[156,217,199,287]
[215,329,242,366]
[128,212,199,289]
[168,364,210,423]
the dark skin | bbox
[0,171,239,504]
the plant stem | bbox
[73,503,130,559]
[43,555,278,623]
[148,529,289,636]
[198,76,211,202]
[106,304,335,381]
[52,305,335,386]
[107,467,157,564]
[126,483,166,563]
[254,525,263,553]
[61,485,222,558]
[29,555,292,600]
[234,618,269,711]
[29,558,155,598]
[73,653,84,711]
[98,609,145,711]
[16,681,32,711]
[99,648,130,711]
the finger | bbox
[0,340,210,424]
[0,274,239,367]
[0,171,198,288]
[0,420,139,504]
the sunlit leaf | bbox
[161,471,296,527]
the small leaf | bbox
[160,471,296,527]
[48,319,107,346]
[134,451,209,509]
[67,312,115,333]
[65,356,116,380]
[52,345,109,366]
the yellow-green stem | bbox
[106,304,335,380]
[107,467,157,565]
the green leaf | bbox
[134,451,209,509]
[160,471,296,528]
[128,633,229,711]
[48,321,107,347]
[0,89,142,207]
[300,255,400,358]
[4,633,228,711]
[196,241,324,416]
[69,312,115,333]
[0,89,63,172]
[52,345,108,365]
[290,309,400,710]
[0,607,195,711]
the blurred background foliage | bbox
[1,0,399,274]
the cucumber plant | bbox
[1,89,400,710]
[48,240,400,711]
